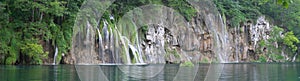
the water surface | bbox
[1,63,300,81]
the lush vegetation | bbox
[0,0,300,64]
[214,0,300,62]
[257,26,299,62]
[106,0,196,22]
[180,61,194,67]
[0,0,84,64]
[0,0,196,64]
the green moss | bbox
[199,57,209,63]
[257,55,267,62]
[165,48,181,59]
[259,40,266,47]
[180,61,194,67]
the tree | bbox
[0,0,84,64]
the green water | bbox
[1,63,300,81]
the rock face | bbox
[142,24,166,63]
[70,21,102,64]
[250,17,271,48]
[65,14,273,64]
[137,15,272,63]
[66,3,273,64]
[226,16,272,62]
[140,24,200,63]
[135,9,221,63]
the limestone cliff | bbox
[137,14,273,63]
[66,4,280,64]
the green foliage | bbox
[165,48,181,60]
[269,26,299,54]
[259,40,266,47]
[0,27,21,64]
[180,61,194,67]
[260,0,300,41]
[283,31,299,52]
[214,0,293,28]
[140,25,148,33]
[109,0,196,21]
[276,0,293,8]
[199,57,209,63]
[257,26,299,62]
[214,0,262,27]
[0,0,83,64]
[266,26,283,61]
[257,55,267,62]
[269,26,284,42]
[270,53,284,61]
[21,41,48,64]
[164,0,197,21]
[0,0,297,64]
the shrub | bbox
[21,42,48,64]
[180,61,194,67]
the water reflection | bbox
[1,63,300,81]
[75,64,202,81]
[0,65,80,81]
[219,63,300,81]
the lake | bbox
[1,63,300,81]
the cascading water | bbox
[96,27,104,63]
[72,0,234,64]
[132,20,145,64]
[102,20,109,49]
[187,0,232,63]
[70,2,230,81]
[292,48,298,62]
[205,14,230,63]
[119,33,145,64]
[128,44,142,63]
[120,36,132,64]
[235,25,240,62]
[53,46,58,65]
[98,20,140,64]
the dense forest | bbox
[0,0,84,64]
[0,0,299,64]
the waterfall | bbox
[114,27,145,64]
[121,36,144,64]
[72,0,236,64]
[103,20,109,47]
[71,0,146,64]
[113,27,120,63]
[109,27,115,63]
[128,44,141,63]
[135,38,144,63]
[53,46,58,65]
[132,20,144,63]
[120,36,132,64]
[211,14,230,63]
[101,20,110,63]
[292,52,298,62]
[235,25,239,62]
[96,28,104,63]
